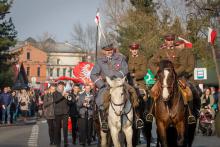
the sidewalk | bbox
[0,116,37,127]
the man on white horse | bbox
[90,43,141,132]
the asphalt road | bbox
[0,119,220,147]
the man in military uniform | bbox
[90,44,129,131]
[149,34,196,124]
[128,43,153,125]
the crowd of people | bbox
[0,86,43,125]
[43,81,96,147]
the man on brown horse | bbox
[149,34,196,124]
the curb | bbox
[0,118,37,127]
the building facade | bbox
[12,38,86,88]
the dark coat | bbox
[67,93,79,117]
[77,92,94,119]
[43,93,55,119]
[53,91,69,115]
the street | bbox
[0,119,220,147]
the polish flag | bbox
[95,11,100,25]
[178,37,193,48]
[208,27,217,45]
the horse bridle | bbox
[109,85,133,124]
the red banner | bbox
[73,62,94,84]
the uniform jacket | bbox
[77,92,94,119]
[43,93,55,119]
[90,53,128,89]
[149,47,195,77]
[53,91,69,115]
[128,52,148,89]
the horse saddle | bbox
[178,79,192,104]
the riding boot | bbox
[98,109,108,132]
[134,108,144,129]
[186,101,196,124]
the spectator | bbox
[0,86,12,124]
[200,88,215,118]
[54,81,69,147]
[29,89,37,117]
[10,91,18,124]
[43,84,56,145]
[67,84,81,144]
[210,86,219,112]
[18,89,30,122]
[77,85,94,146]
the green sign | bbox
[144,69,156,85]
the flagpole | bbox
[210,44,220,88]
[95,24,98,63]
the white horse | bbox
[106,77,133,147]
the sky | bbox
[9,0,102,42]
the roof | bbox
[10,37,84,53]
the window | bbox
[63,68,66,76]
[57,59,60,65]
[57,68,60,77]
[50,68,53,77]
[37,67,40,77]
[27,52,30,60]
[69,69,72,77]
[26,67,30,76]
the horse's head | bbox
[106,77,126,100]
[156,60,177,101]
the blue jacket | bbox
[0,92,12,106]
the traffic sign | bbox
[144,69,156,85]
[194,68,207,80]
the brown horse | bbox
[154,60,185,147]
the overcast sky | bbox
[10,0,102,42]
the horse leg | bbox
[123,125,133,147]
[100,130,107,147]
[110,127,121,147]
[157,121,167,147]
[176,121,185,147]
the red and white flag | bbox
[94,11,100,25]
[178,37,193,48]
[208,27,217,45]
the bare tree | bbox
[71,22,96,51]
[37,32,56,50]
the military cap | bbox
[57,81,65,86]
[164,34,175,41]
[174,40,185,46]
[129,42,140,50]
[101,43,114,51]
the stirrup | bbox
[136,119,144,129]
[188,115,196,124]
[146,113,154,122]
[101,121,109,133]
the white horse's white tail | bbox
[106,77,133,147]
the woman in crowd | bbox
[200,88,215,118]
[18,89,30,122]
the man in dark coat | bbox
[43,84,56,145]
[53,81,69,147]
[67,84,81,144]
[77,85,94,146]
